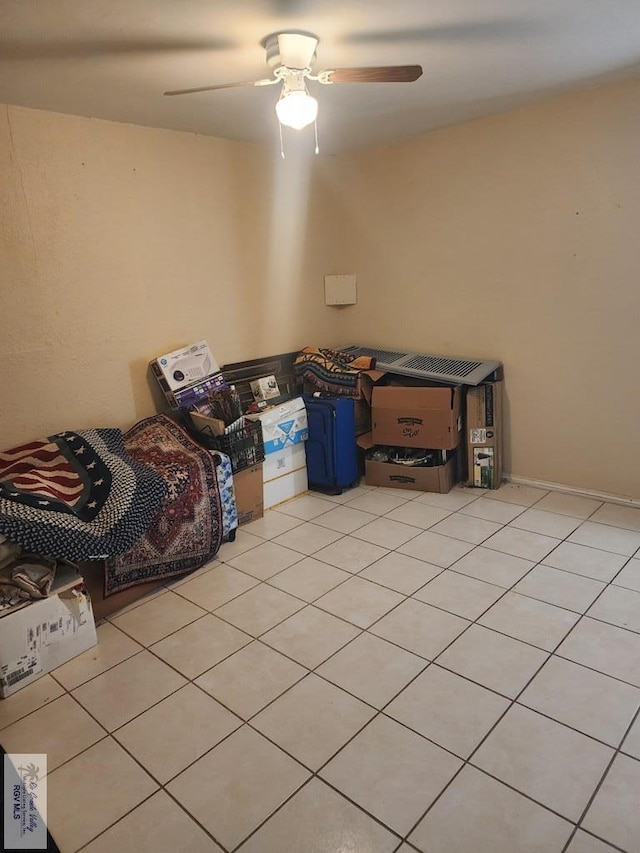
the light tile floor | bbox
[2,484,640,852]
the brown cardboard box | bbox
[233,463,264,524]
[365,456,456,493]
[353,399,372,437]
[189,411,226,438]
[356,433,456,493]
[355,369,386,436]
[465,380,503,489]
[371,386,462,450]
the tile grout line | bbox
[68,586,639,851]
[35,510,637,756]
[394,520,639,848]
[217,488,571,850]
[87,518,462,851]
[39,683,239,852]
[188,555,640,756]
[12,502,638,723]
[213,501,604,845]
[72,788,166,853]
[11,486,640,852]
[174,494,638,848]
[559,701,640,853]
[344,489,637,846]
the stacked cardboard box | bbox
[233,464,264,524]
[358,385,462,493]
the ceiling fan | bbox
[164,32,422,152]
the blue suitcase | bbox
[303,395,359,494]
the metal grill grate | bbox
[402,355,482,377]
[345,346,407,364]
[341,344,501,386]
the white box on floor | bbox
[0,567,97,698]
[262,443,308,509]
[262,442,307,482]
[264,467,309,509]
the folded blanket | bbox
[294,346,377,397]
[0,428,167,560]
[0,554,57,612]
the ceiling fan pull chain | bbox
[279,121,285,159]
[314,120,319,155]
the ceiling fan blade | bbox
[1,37,234,61]
[328,65,423,84]
[269,0,311,12]
[164,81,259,96]
[344,19,546,46]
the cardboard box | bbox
[371,385,462,450]
[354,369,386,436]
[466,380,504,489]
[189,411,226,438]
[357,432,456,493]
[151,340,220,393]
[0,566,97,698]
[233,464,264,525]
[247,397,308,455]
[365,456,456,493]
[354,398,372,437]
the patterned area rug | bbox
[104,414,223,596]
[0,429,167,561]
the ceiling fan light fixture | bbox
[275,90,318,130]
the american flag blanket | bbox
[0,428,167,560]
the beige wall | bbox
[3,77,639,499]
[0,105,341,446]
[318,77,640,499]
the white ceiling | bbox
[2,0,640,154]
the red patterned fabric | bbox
[104,414,223,595]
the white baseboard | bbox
[504,473,640,509]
